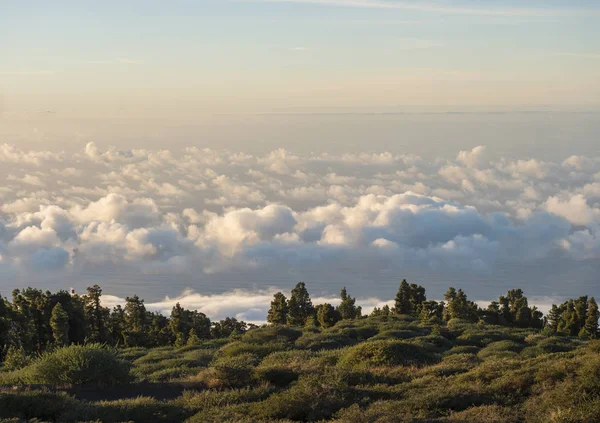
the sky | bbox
[1,0,599,117]
[1,1,600,322]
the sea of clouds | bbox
[1,142,600,321]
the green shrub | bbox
[207,353,260,388]
[13,344,130,385]
[2,347,30,371]
[0,390,76,420]
[295,332,356,351]
[218,341,287,358]
[331,326,379,341]
[339,340,438,368]
[254,350,315,386]
[478,340,523,359]
[61,396,188,422]
[178,385,274,411]
[370,329,421,341]
[249,370,351,421]
[408,335,453,353]
[241,326,302,344]
[444,345,480,356]
[445,405,521,422]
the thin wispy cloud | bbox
[243,0,599,17]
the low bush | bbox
[6,344,130,385]
[0,390,76,421]
[338,340,438,368]
[203,353,260,388]
[249,370,352,421]
[241,326,302,345]
[61,396,188,422]
[295,332,356,351]
[218,341,287,359]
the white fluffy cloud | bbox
[1,143,600,305]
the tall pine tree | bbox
[267,292,288,324]
[287,282,314,326]
[394,280,413,315]
[50,302,69,346]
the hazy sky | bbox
[1,0,599,118]
[2,1,600,321]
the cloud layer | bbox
[1,143,600,307]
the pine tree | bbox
[187,328,200,346]
[419,300,444,323]
[409,283,426,314]
[287,282,314,326]
[316,303,340,328]
[124,295,147,333]
[169,303,186,338]
[50,302,69,346]
[443,287,457,321]
[370,304,391,318]
[445,288,479,321]
[83,285,109,343]
[547,304,564,332]
[211,317,247,338]
[394,280,413,315]
[337,287,361,320]
[109,305,126,345]
[267,292,288,324]
[174,331,186,348]
[581,297,599,339]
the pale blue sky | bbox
[1,0,599,118]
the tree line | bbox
[1,280,598,364]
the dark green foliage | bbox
[241,325,301,345]
[210,353,260,388]
[1,346,29,371]
[83,285,110,343]
[0,390,76,421]
[3,282,600,423]
[211,317,247,338]
[336,287,361,320]
[339,340,438,367]
[1,343,130,385]
[249,370,351,421]
[581,297,599,339]
[316,303,341,328]
[50,302,69,346]
[370,304,391,318]
[393,279,426,315]
[295,332,356,351]
[549,296,592,337]
[169,303,211,345]
[267,292,288,324]
[444,288,479,322]
[287,282,314,326]
[482,289,544,329]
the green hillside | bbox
[1,282,599,422]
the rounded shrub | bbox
[338,340,438,368]
[0,390,76,420]
[370,329,420,341]
[209,353,260,388]
[478,340,523,359]
[23,343,130,385]
[295,332,356,351]
[445,345,480,356]
[218,341,287,359]
[241,326,302,345]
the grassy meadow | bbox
[1,314,600,422]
